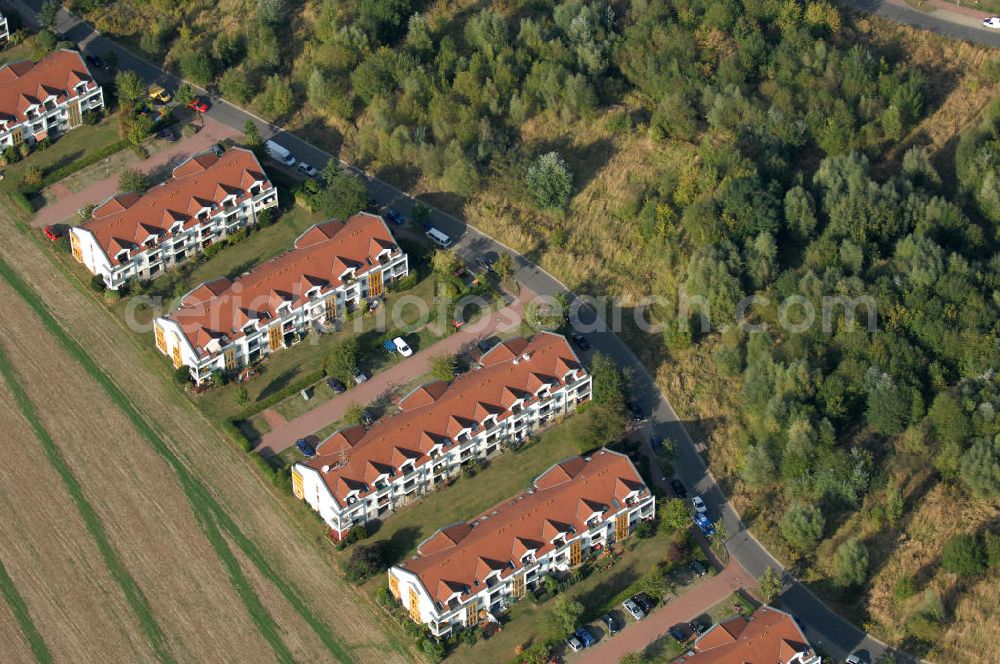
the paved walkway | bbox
[573,558,755,664]
[255,284,534,456]
[34,115,238,227]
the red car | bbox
[187,97,209,113]
[43,225,60,241]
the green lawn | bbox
[194,271,442,423]
[0,117,122,194]
[355,412,586,582]
[0,40,33,67]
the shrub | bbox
[526,151,573,210]
[90,274,106,292]
[429,353,457,382]
[118,167,149,194]
[941,533,986,577]
[985,531,1000,569]
[635,519,655,539]
[22,164,43,187]
[173,366,191,386]
[780,503,825,554]
[831,539,869,587]
[342,542,388,583]
[392,272,418,291]
[894,575,917,602]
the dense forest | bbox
[69,0,1000,657]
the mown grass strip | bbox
[0,256,356,664]
[0,344,175,664]
[0,556,53,664]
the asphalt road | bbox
[843,0,1000,47]
[11,0,948,661]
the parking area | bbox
[32,114,239,228]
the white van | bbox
[425,227,452,249]
[265,140,296,167]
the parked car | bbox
[353,368,368,384]
[575,627,596,648]
[564,633,584,653]
[158,127,178,142]
[295,438,316,457]
[477,336,501,355]
[43,225,60,241]
[148,84,171,103]
[210,143,224,157]
[626,401,644,421]
[385,209,405,225]
[983,16,1000,29]
[187,97,210,113]
[85,54,108,70]
[621,598,646,621]
[570,333,590,351]
[298,161,319,178]
[600,611,623,635]
[383,339,396,355]
[689,560,707,577]
[633,593,656,614]
[362,409,376,427]
[476,252,498,272]
[392,336,413,357]
[670,479,688,498]
[845,654,863,664]
[326,377,346,393]
[668,624,692,644]
[694,512,716,537]
[692,496,708,515]
[689,618,709,636]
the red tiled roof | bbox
[303,333,585,505]
[686,607,815,664]
[395,450,647,607]
[0,50,97,125]
[165,213,400,355]
[81,148,270,266]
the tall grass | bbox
[0,344,175,664]
[0,256,357,664]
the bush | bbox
[780,503,825,554]
[118,167,149,194]
[635,519,655,539]
[941,533,986,577]
[831,538,869,587]
[173,366,191,386]
[392,272,418,291]
[342,542,388,583]
[90,274,106,292]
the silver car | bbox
[622,598,646,621]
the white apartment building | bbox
[0,49,104,148]
[292,333,593,540]
[154,213,408,383]
[70,148,277,290]
[388,449,655,636]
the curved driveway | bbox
[14,0,982,660]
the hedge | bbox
[238,367,326,418]
[8,190,34,215]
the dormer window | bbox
[482,415,496,430]
[520,552,536,565]
[170,221,183,234]
[552,535,565,548]
[116,250,129,263]
[250,184,261,196]
[197,211,209,221]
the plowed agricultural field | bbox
[0,200,411,663]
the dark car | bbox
[633,592,656,614]
[651,436,664,449]
[475,252,498,272]
[158,127,178,142]
[600,611,623,635]
[689,619,709,636]
[575,627,596,648]
[326,377,346,394]
[85,54,108,70]
[668,624,692,644]
[570,333,590,351]
[690,560,708,577]
[627,401,644,421]
[477,336,500,355]
[362,409,376,427]
[385,209,405,225]
[670,479,687,498]
[295,438,316,457]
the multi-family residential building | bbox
[154,213,408,383]
[70,148,277,290]
[387,449,655,636]
[0,14,9,47]
[684,606,822,664]
[292,333,593,540]
[0,49,103,149]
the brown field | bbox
[0,199,413,662]
[0,379,154,662]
